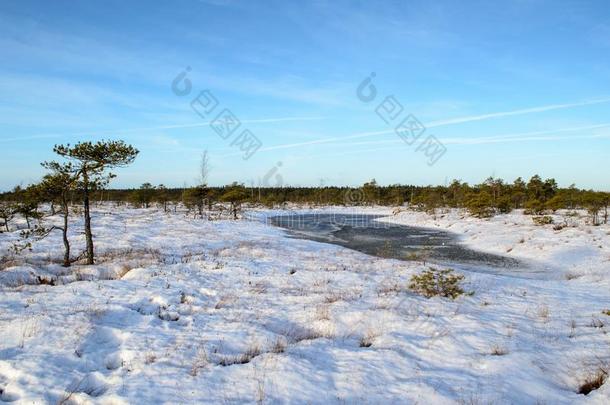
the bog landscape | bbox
[1,1,609,404]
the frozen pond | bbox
[271,213,523,270]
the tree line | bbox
[4,175,608,225]
[60,176,610,222]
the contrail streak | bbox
[236,98,610,155]
[0,116,327,143]
[426,98,610,128]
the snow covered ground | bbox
[0,206,609,404]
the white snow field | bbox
[0,206,609,404]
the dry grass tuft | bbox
[218,344,262,366]
[190,346,209,376]
[537,305,550,322]
[283,324,334,344]
[376,280,406,296]
[324,289,362,303]
[578,368,608,395]
[564,272,582,280]
[490,345,509,356]
[0,254,24,271]
[359,330,378,348]
[269,337,287,354]
[97,247,163,264]
[144,352,157,364]
[215,294,237,310]
[314,304,331,321]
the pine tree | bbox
[38,163,79,267]
[220,183,248,219]
[49,140,138,264]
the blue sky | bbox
[1,0,609,191]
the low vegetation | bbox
[409,268,466,299]
[2,174,609,228]
[532,215,554,225]
[578,368,608,395]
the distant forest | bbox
[2,175,609,224]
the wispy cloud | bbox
[299,131,610,162]
[426,98,610,127]
[298,125,610,161]
[442,124,610,145]
[231,99,610,156]
[313,123,610,148]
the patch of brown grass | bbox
[218,344,262,366]
[490,345,509,356]
[578,368,608,395]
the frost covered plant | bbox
[190,346,209,376]
[409,268,466,299]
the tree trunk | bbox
[61,195,70,267]
[83,172,95,265]
[25,214,30,229]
